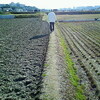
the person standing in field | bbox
[48,11,57,32]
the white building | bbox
[15,8,24,12]
[2,8,12,12]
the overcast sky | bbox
[0,0,100,9]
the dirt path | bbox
[40,26,75,100]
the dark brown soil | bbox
[0,18,50,100]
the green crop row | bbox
[56,24,86,100]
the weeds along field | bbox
[57,20,100,100]
[0,18,50,99]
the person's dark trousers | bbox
[50,22,54,31]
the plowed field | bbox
[0,18,50,100]
[57,21,100,100]
[0,14,100,100]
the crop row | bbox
[57,22,100,100]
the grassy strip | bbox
[42,13,48,21]
[14,12,42,18]
[0,12,11,15]
[56,24,86,100]
[0,12,43,18]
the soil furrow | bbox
[57,23,100,100]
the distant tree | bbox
[34,9,40,12]
[3,4,11,8]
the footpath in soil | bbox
[40,26,76,100]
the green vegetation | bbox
[57,24,86,100]
[44,63,49,67]
[42,13,48,21]
[0,11,11,15]
[14,12,42,18]
[0,12,43,18]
